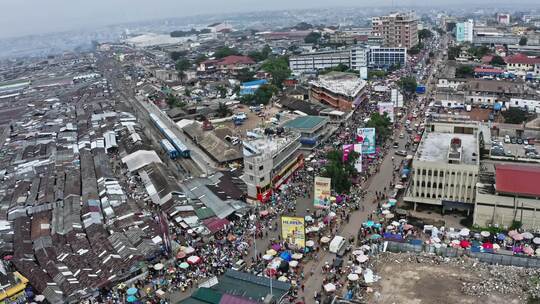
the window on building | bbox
[259,177,265,182]
[259,165,264,171]
[249,175,254,181]
[249,165,253,170]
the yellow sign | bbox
[281,216,305,248]
[314,176,331,208]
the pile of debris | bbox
[373,252,540,301]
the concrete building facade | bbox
[404,119,481,211]
[372,12,419,48]
[309,72,367,110]
[242,132,302,203]
[456,19,474,43]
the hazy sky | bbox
[0,0,535,39]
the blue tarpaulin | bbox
[280,251,292,261]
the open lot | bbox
[372,255,525,304]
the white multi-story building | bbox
[289,46,405,75]
[242,132,302,203]
[404,119,482,213]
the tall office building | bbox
[456,19,474,43]
[372,12,419,48]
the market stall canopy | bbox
[324,283,336,292]
[320,237,331,243]
[347,273,359,281]
[306,240,315,247]
[153,263,164,270]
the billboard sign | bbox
[314,176,331,209]
[378,102,394,122]
[356,128,376,155]
[281,216,305,248]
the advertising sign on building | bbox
[281,216,305,248]
[354,144,362,173]
[378,102,394,122]
[314,176,332,208]
[356,128,376,155]
[343,144,355,162]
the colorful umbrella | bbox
[460,240,471,248]
[363,221,375,228]
[347,273,359,281]
[292,253,303,260]
[522,232,534,239]
[266,249,278,256]
[179,262,189,269]
[513,234,524,241]
[306,240,315,247]
[533,237,540,245]
[184,247,196,254]
[320,237,331,243]
[153,263,164,270]
[356,255,369,263]
[482,242,493,250]
[289,260,299,267]
[187,256,201,264]
[480,231,490,237]
[497,233,506,241]
[176,251,186,259]
[370,234,381,240]
[127,287,138,295]
[127,295,137,303]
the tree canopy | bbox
[398,76,417,94]
[214,46,240,59]
[216,102,232,118]
[261,56,291,88]
[304,32,322,44]
[418,29,433,42]
[366,112,392,143]
[170,50,188,61]
[447,46,461,60]
[455,65,474,78]
[502,108,529,124]
[175,58,191,72]
[248,45,272,62]
[241,84,277,105]
[468,46,490,59]
[319,63,350,75]
[490,55,506,66]
[321,149,359,194]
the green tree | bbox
[216,85,227,98]
[321,149,359,194]
[261,56,291,88]
[170,50,188,61]
[418,29,433,42]
[166,94,186,108]
[490,55,506,66]
[253,84,277,105]
[455,65,474,78]
[468,46,490,59]
[319,63,350,75]
[368,70,387,80]
[236,68,256,82]
[519,36,528,46]
[502,108,529,124]
[304,32,322,44]
[214,46,240,59]
[216,102,232,118]
[398,76,417,94]
[249,45,272,62]
[366,112,392,143]
[194,54,208,64]
[175,58,191,72]
[448,46,461,60]
[294,22,313,30]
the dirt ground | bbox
[372,262,521,304]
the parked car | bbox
[395,150,407,156]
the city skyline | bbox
[0,0,538,39]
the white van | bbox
[329,236,346,254]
